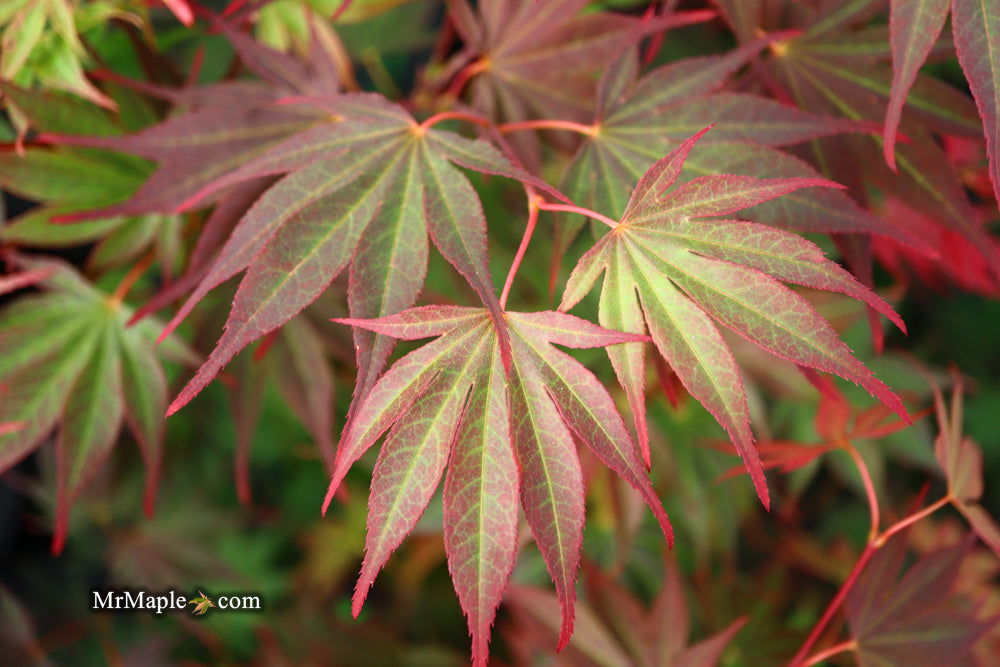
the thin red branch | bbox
[788,545,875,667]
[442,56,489,101]
[789,494,952,666]
[536,201,618,229]
[845,442,880,541]
[873,495,951,548]
[109,252,155,307]
[498,119,598,137]
[500,191,540,309]
[418,110,491,131]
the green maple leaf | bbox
[0,258,194,553]
[189,591,216,616]
[560,127,907,502]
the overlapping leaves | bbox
[0,89,182,274]
[149,93,557,415]
[0,0,123,117]
[505,560,746,667]
[560,128,907,505]
[446,0,713,165]
[0,258,193,553]
[711,0,1000,287]
[885,0,1000,211]
[39,18,559,418]
[552,36,924,274]
[324,306,671,666]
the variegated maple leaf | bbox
[559,127,907,505]
[324,306,671,666]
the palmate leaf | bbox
[151,92,559,416]
[505,560,746,667]
[560,128,907,504]
[446,0,714,168]
[554,38,923,275]
[36,14,342,220]
[846,534,993,667]
[933,377,1000,558]
[0,258,194,554]
[324,306,671,666]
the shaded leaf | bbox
[846,535,991,666]
[0,258,187,553]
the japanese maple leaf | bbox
[710,0,1000,284]
[883,0,1000,212]
[553,38,924,277]
[324,306,671,666]
[37,15,341,220]
[447,0,710,127]
[0,0,116,112]
[872,195,1000,296]
[0,124,182,276]
[933,376,1000,559]
[146,92,560,417]
[0,258,194,554]
[446,0,714,166]
[559,127,907,505]
[505,560,746,667]
[188,591,215,615]
[846,534,993,666]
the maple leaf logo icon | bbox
[189,591,215,615]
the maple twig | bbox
[442,56,489,100]
[109,251,155,308]
[536,201,618,229]
[788,544,875,667]
[418,110,491,131]
[873,495,951,547]
[500,190,540,309]
[845,442,880,541]
[498,119,598,137]
[802,639,857,666]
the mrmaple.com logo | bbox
[91,589,261,615]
